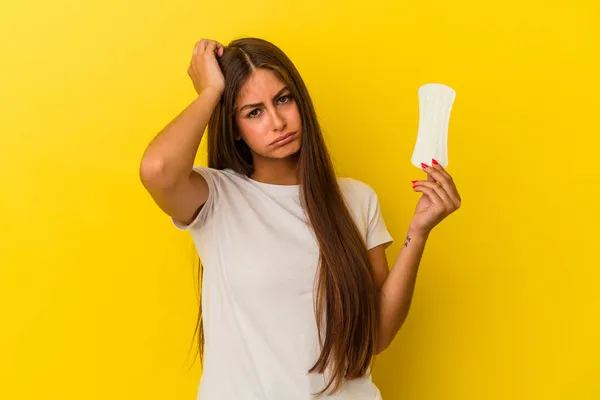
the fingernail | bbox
[412,185,416,189]
[432,159,439,165]
[411,180,418,184]
[421,163,429,169]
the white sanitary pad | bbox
[411,83,456,169]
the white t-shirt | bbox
[173,166,393,400]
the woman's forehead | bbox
[238,69,285,98]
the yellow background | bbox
[1,0,598,399]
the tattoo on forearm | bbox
[404,235,411,247]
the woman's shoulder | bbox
[191,165,237,176]
[337,176,377,196]
[337,177,380,208]
[191,166,246,183]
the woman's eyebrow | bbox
[239,87,289,112]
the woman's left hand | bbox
[409,159,461,237]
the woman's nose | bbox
[269,108,286,131]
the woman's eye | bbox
[247,95,292,118]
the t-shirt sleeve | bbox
[171,166,220,231]
[365,186,393,250]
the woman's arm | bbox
[370,230,428,355]
[139,89,221,224]
[371,159,461,354]
[139,39,224,225]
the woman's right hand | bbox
[188,39,225,95]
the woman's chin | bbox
[270,140,301,159]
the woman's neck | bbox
[250,154,299,185]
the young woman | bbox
[140,37,461,399]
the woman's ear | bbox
[233,127,242,141]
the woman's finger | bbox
[413,184,443,207]
[421,162,449,185]
[200,39,209,53]
[414,181,454,210]
[421,162,461,207]
[204,40,222,57]
[215,41,224,57]
[431,159,453,181]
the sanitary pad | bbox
[411,83,456,169]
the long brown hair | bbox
[189,37,379,395]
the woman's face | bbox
[234,68,303,160]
